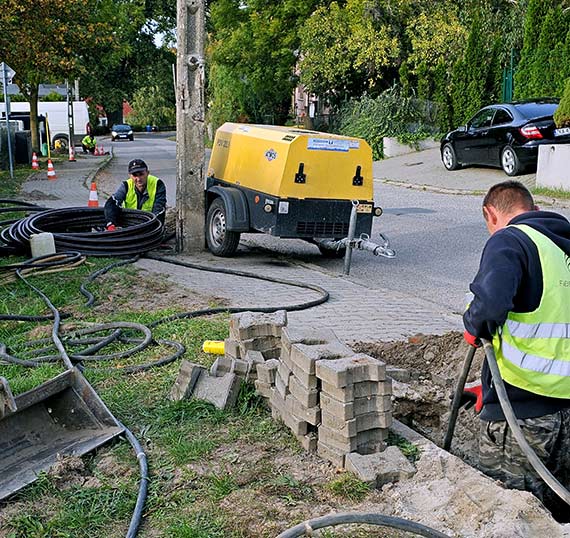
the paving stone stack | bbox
[260,325,393,468]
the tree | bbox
[0,0,125,151]
[299,0,400,105]
[208,0,332,127]
[127,85,176,127]
[554,77,570,128]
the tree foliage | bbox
[127,84,176,127]
[0,0,127,150]
[554,77,570,128]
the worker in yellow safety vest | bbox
[463,180,570,521]
[81,134,97,154]
[104,158,166,231]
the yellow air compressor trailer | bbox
[205,123,394,265]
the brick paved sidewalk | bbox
[137,252,461,343]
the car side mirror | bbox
[457,125,467,133]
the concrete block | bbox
[256,359,279,385]
[192,372,242,410]
[261,347,282,360]
[316,354,386,388]
[230,310,288,340]
[277,360,292,383]
[254,380,273,399]
[356,428,388,455]
[537,144,570,190]
[286,394,321,426]
[269,388,308,436]
[345,446,416,488]
[239,335,282,355]
[224,338,242,360]
[319,425,357,452]
[290,362,319,390]
[275,370,289,399]
[321,410,392,436]
[290,341,354,375]
[209,356,251,378]
[297,431,317,452]
[321,379,392,403]
[288,375,319,408]
[281,326,340,357]
[320,393,392,420]
[317,440,346,468]
[244,350,265,382]
[170,360,206,401]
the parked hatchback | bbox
[111,124,134,142]
[440,99,570,176]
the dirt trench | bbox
[354,333,486,467]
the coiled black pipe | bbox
[3,207,164,256]
[276,512,451,538]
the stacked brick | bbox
[179,309,393,469]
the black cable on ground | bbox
[3,207,164,257]
[481,339,570,507]
[443,346,476,451]
[275,512,451,538]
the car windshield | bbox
[515,103,558,119]
[113,124,131,131]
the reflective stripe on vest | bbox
[492,224,570,399]
[124,175,158,212]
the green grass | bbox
[325,472,371,502]
[532,185,570,200]
[387,431,420,463]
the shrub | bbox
[336,87,438,159]
[554,78,570,128]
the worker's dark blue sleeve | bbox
[152,179,166,215]
[463,231,527,340]
[103,181,128,225]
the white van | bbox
[0,101,90,147]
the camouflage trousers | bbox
[479,408,570,521]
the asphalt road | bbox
[101,133,570,316]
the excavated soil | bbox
[354,333,486,466]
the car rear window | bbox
[515,103,558,119]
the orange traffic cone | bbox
[47,159,57,180]
[99,145,105,155]
[32,152,40,170]
[88,181,99,207]
[68,144,76,162]
[95,145,101,156]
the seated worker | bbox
[104,159,166,231]
[81,134,97,154]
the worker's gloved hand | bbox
[105,223,117,232]
[460,382,483,413]
[463,330,481,348]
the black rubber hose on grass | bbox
[275,512,451,538]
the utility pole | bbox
[176,0,206,253]
[1,62,15,179]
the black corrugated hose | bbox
[0,199,47,256]
[2,207,164,257]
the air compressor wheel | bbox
[206,198,241,257]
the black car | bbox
[111,124,134,142]
[440,99,570,176]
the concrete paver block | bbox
[321,379,392,403]
[345,446,416,487]
[320,393,392,420]
[321,410,392,436]
[191,371,242,410]
[290,341,354,374]
[230,310,288,340]
[254,379,273,399]
[316,354,386,388]
[290,362,319,390]
[239,335,282,354]
[209,356,251,378]
[275,369,290,399]
[277,360,292,383]
[286,394,321,426]
[224,338,242,360]
[256,358,279,385]
[281,326,340,356]
[297,431,318,452]
[170,360,206,401]
[317,440,346,468]
[288,374,319,408]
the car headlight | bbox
[112,131,117,136]
[128,130,133,135]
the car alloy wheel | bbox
[501,146,520,176]
[442,143,460,171]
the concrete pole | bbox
[1,63,14,179]
[175,0,206,253]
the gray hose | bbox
[276,512,451,538]
[481,339,570,507]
